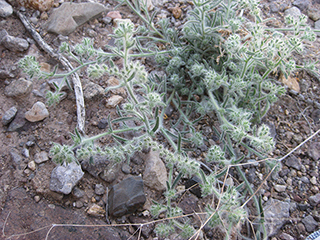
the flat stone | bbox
[106,11,122,20]
[48,77,70,91]
[308,7,320,21]
[264,198,290,237]
[0,0,13,18]
[87,204,105,217]
[50,161,84,195]
[307,142,320,161]
[143,150,167,191]
[302,215,318,232]
[105,95,123,108]
[185,175,202,198]
[2,35,29,52]
[4,78,33,98]
[97,118,108,129]
[315,20,320,37]
[83,81,104,101]
[279,232,295,240]
[9,148,23,169]
[25,101,49,122]
[28,161,36,171]
[106,76,126,97]
[274,184,287,192]
[2,106,17,125]
[45,2,107,35]
[34,151,49,164]
[108,176,146,217]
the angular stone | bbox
[100,163,121,183]
[143,150,167,191]
[4,78,33,98]
[2,35,29,52]
[284,156,301,170]
[106,76,126,97]
[7,111,26,132]
[9,148,22,169]
[316,20,320,37]
[87,204,105,217]
[0,0,13,18]
[108,176,146,217]
[307,142,320,161]
[106,11,122,20]
[292,0,310,11]
[2,106,17,125]
[309,193,320,206]
[264,198,290,237]
[34,151,49,164]
[50,162,84,195]
[97,118,108,129]
[25,101,49,122]
[95,184,105,195]
[128,215,155,238]
[106,95,123,108]
[185,176,202,198]
[45,2,107,35]
[302,215,318,232]
[81,155,110,179]
[83,81,104,101]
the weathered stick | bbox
[15,10,86,134]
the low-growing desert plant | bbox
[19,0,317,238]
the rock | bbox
[21,148,30,158]
[270,2,280,13]
[108,176,146,217]
[34,151,49,164]
[128,215,155,238]
[106,77,126,97]
[50,161,84,195]
[4,78,33,98]
[284,156,301,170]
[17,0,53,11]
[48,78,70,91]
[81,155,109,178]
[28,161,36,171]
[171,6,182,19]
[87,204,105,217]
[274,184,287,192]
[45,2,107,35]
[307,142,320,161]
[2,106,17,125]
[1,35,29,52]
[106,11,122,20]
[83,81,104,101]
[302,215,318,232]
[0,0,13,17]
[314,20,320,37]
[106,95,123,108]
[99,163,121,183]
[25,101,49,122]
[95,184,105,195]
[292,0,310,11]
[97,118,108,129]
[279,232,295,240]
[7,111,26,132]
[72,187,85,199]
[284,7,302,20]
[309,193,320,206]
[178,194,199,214]
[121,163,131,174]
[143,150,167,191]
[185,175,202,198]
[264,198,290,237]
[308,7,320,21]
[310,176,317,185]
[9,148,23,169]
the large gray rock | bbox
[264,198,290,237]
[50,162,84,195]
[45,2,107,35]
[4,78,33,98]
[2,106,17,125]
[25,101,49,122]
[284,7,302,20]
[108,176,146,217]
[0,0,13,18]
[143,150,167,191]
[292,0,310,11]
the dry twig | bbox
[14,10,86,134]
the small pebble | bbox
[34,195,41,202]
[28,161,36,171]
